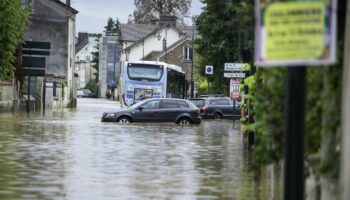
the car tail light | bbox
[201,106,208,111]
[192,109,200,114]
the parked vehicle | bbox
[120,61,187,107]
[101,98,201,125]
[77,89,92,98]
[189,97,241,119]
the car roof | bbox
[190,97,230,100]
[142,98,188,101]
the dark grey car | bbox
[101,98,201,125]
[189,97,241,119]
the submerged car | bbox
[101,98,201,125]
[189,97,241,119]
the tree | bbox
[115,18,121,35]
[104,17,121,34]
[104,17,115,32]
[133,0,191,24]
[0,0,30,80]
[195,0,254,94]
[91,34,102,82]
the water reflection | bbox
[0,98,280,200]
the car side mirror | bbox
[138,106,144,111]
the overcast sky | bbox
[70,0,204,34]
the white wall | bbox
[76,36,99,62]
[67,17,76,107]
[128,27,183,61]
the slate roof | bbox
[52,0,78,14]
[120,24,158,42]
[120,24,196,43]
[143,36,191,61]
[75,33,89,53]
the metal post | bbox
[27,76,31,113]
[191,23,195,98]
[284,67,306,200]
[43,79,46,111]
[207,76,210,95]
[113,44,115,100]
[233,99,235,120]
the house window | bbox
[183,46,193,61]
[22,0,30,5]
[53,82,57,97]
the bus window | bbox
[128,64,163,81]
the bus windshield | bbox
[127,64,163,81]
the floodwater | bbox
[0,98,281,200]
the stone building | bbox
[16,0,78,111]
[98,32,120,99]
[75,32,100,89]
[119,16,196,97]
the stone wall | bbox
[0,81,14,112]
[159,39,193,80]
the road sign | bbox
[230,79,240,100]
[224,63,246,71]
[19,41,50,77]
[108,80,115,87]
[205,65,213,75]
[224,73,245,78]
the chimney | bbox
[159,16,177,27]
[66,0,71,7]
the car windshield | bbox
[128,64,163,81]
[128,100,147,109]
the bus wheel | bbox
[177,118,192,125]
[118,116,131,124]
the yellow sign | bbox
[265,2,325,60]
[255,0,337,66]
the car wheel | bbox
[177,118,192,125]
[118,116,131,124]
[214,113,222,119]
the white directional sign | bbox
[224,73,246,78]
[224,63,246,71]
[205,65,213,75]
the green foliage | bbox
[195,0,254,94]
[0,0,30,80]
[91,35,102,81]
[251,68,286,166]
[85,79,98,95]
[133,0,191,24]
[104,18,121,34]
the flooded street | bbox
[0,98,280,200]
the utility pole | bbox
[190,23,195,98]
[341,1,350,199]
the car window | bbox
[177,101,190,108]
[161,100,179,108]
[140,100,160,109]
[209,99,230,105]
[189,99,205,107]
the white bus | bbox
[121,61,186,106]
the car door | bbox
[132,100,160,122]
[158,100,180,122]
[219,98,234,117]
